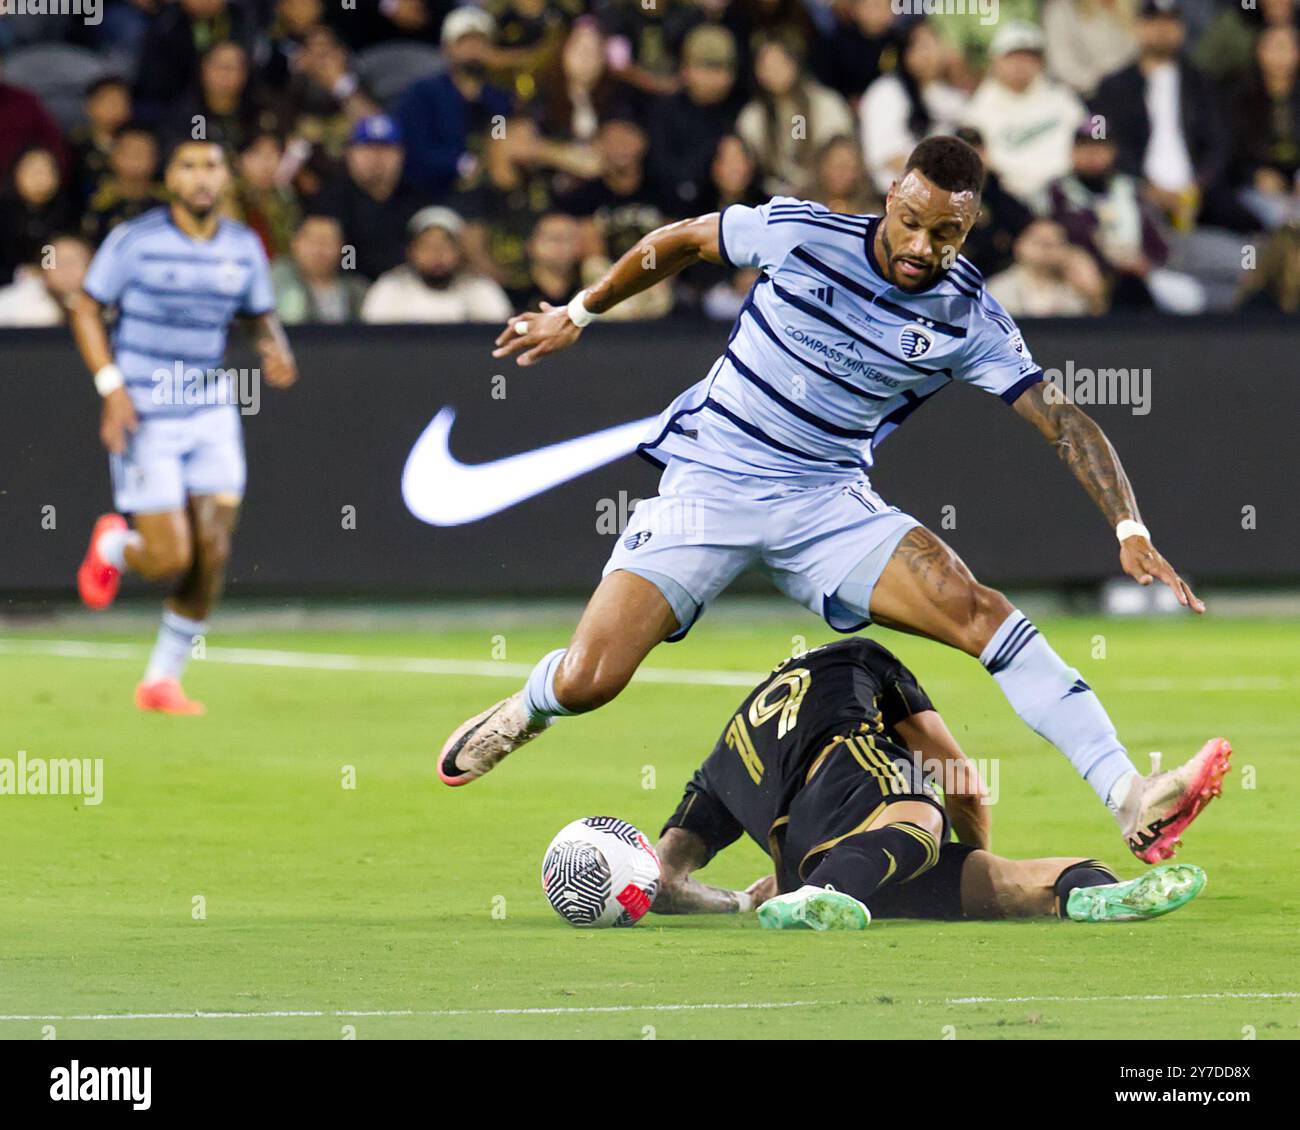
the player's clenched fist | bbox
[99,387,138,454]
[492,301,582,367]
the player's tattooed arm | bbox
[1011,382,1204,613]
[243,312,298,388]
[651,828,756,915]
[493,213,724,367]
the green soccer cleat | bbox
[1066,864,1207,923]
[757,885,871,931]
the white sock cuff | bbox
[162,610,207,637]
[980,610,1039,674]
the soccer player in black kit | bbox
[653,639,1207,929]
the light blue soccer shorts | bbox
[109,404,246,514]
[603,456,919,639]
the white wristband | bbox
[1115,519,1150,544]
[93,363,124,397]
[566,290,599,328]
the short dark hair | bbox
[162,135,227,169]
[903,135,985,196]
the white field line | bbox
[945,991,1300,1005]
[1,991,1295,1024]
[0,638,1293,693]
[0,1000,831,1022]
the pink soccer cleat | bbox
[77,513,127,611]
[1123,738,1232,863]
[135,678,206,716]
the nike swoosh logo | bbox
[402,406,656,526]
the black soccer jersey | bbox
[664,638,936,871]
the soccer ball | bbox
[541,817,661,928]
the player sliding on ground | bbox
[70,139,297,714]
[441,134,1230,864]
[649,638,1208,930]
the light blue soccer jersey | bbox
[639,198,1044,477]
[83,207,275,419]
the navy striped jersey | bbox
[639,198,1044,478]
[82,207,275,418]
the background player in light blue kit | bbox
[442,136,1230,867]
[71,139,298,715]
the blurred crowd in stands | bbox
[2,0,1300,327]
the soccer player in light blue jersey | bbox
[440,136,1231,865]
[71,139,298,715]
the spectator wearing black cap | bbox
[361,205,513,322]
[316,114,433,281]
[396,6,514,198]
[1093,0,1258,233]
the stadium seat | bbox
[354,42,444,109]
[3,43,113,132]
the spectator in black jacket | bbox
[316,114,432,281]
[645,24,745,215]
[1093,0,1259,233]
[132,0,258,125]
[1232,25,1300,229]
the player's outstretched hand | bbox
[259,340,298,388]
[1120,534,1205,614]
[99,387,138,454]
[492,301,582,367]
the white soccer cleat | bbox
[1121,738,1232,863]
[437,691,551,787]
[756,884,871,931]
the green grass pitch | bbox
[1,611,1296,1040]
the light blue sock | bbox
[980,610,1136,807]
[522,648,576,724]
[143,609,207,684]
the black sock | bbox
[805,822,940,905]
[1054,859,1119,919]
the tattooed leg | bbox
[869,526,1137,812]
[868,526,1013,656]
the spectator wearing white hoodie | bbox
[963,22,1088,210]
[361,206,512,324]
